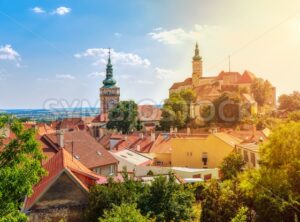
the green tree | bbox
[212,92,241,123]
[139,174,195,222]
[85,171,144,222]
[99,204,149,222]
[200,179,244,222]
[238,122,300,221]
[230,207,249,222]
[279,91,300,112]
[107,100,138,134]
[160,89,196,130]
[251,78,272,107]
[288,110,300,122]
[0,115,45,221]
[220,152,245,181]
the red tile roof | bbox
[24,148,105,210]
[169,78,192,90]
[102,133,154,153]
[149,134,173,154]
[217,71,241,80]
[237,70,256,84]
[43,130,118,169]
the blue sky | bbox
[0,0,300,109]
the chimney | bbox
[139,133,144,140]
[57,130,64,148]
[136,145,141,152]
[150,132,156,142]
[99,128,105,138]
[252,124,257,137]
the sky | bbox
[0,0,300,109]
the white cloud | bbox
[155,67,176,79]
[75,48,151,68]
[148,24,211,44]
[56,74,75,80]
[114,32,122,37]
[0,45,21,61]
[31,7,45,14]
[53,6,71,15]
[88,71,105,78]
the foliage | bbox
[160,89,196,130]
[288,110,300,122]
[200,179,244,222]
[201,122,300,222]
[279,91,300,112]
[230,206,249,222]
[0,115,45,221]
[139,174,195,222]
[99,203,149,222]
[220,152,245,181]
[107,100,138,134]
[85,172,144,222]
[212,92,241,123]
[251,78,273,107]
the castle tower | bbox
[192,42,203,87]
[100,49,120,114]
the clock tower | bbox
[100,49,120,114]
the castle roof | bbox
[169,77,192,90]
[217,71,241,81]
[237,70,256,84]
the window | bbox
[243,150,249,162]
[202,152,208,167]
[250,153,256,167]
[109,165,115,175]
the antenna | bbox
[228,55,231,72]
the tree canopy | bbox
[279,91,300,112]
[107,100,139,134]
[86,172,195,222]
[159,89,196,130]
[200,122,300,222]
[251,78,273,107]
[0,115,45,221]
[99,204,148,222]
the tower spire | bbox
[193,42,201,61]
[102,48,116,88]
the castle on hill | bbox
[169,43,276,108]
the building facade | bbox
[169,43,276,111]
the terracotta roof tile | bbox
[169,78,192,90]
[237,70,256,84]
[24,148,105,210]
[44,131,118,169]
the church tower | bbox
[192,43,203,87]
[100,49,120,114]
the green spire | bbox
[103,48,117,88]
[193,42,201,61]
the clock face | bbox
[108,99,117,109]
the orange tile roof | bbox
[169,77,192,90]
[24,148,105,210]
[105,133,154,153]
[44,130,118,169]
[217,71,241,81]
[149,134,173,154]
[237,70,256,84]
